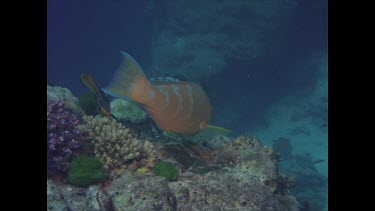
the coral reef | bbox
[110,98,148,124]
[47,180,70,211]
[107,173,178,210]
[78,115,156,170]
[47,85,84,118]
[47,180,114,211]
[210,136,282,185]
[188,133,233,149]
[153,161,179,181]
[47,135,300,210]
[47,99,82,174]
[147,0,297,80]
[157,142,217,174]
[68,155,107,187]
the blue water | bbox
[48,0,328,210]
[47,0,153,93]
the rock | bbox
[157,142,214,170]
[106,172,177,210]
[86,186,115,211]
[47,180,114,211]
[47,136,301,210]
[169,171,299,210]
[57,184,87,211]
[47,85,84,118]
[163,136,299,210]
[47,180,69,211]
[213,136,280,185]
[188,134,233,149]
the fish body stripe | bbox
[130,83,137,90]
[186,84,194,119]
[157,86,170,108]
[172,85,183,117]
[148,90,155,100]
[132,82,148,102]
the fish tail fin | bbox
[206,124,232,133]
[103,51,152,105]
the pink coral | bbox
[47,99,82,174]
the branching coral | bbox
[47,99,82,174]
[79,115,156,170]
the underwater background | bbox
[48,0,327,210]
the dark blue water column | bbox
[47,0,153,96]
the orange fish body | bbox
[103,52,216,136]
[146,82,212,135]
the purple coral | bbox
[47,99,82,174]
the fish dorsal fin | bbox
[81,73,111,118]
[151,81,193,86]
[206,124,232,133]
[150,77,181,83]
[104,51,152,104]
[81,73,101,94]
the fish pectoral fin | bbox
[206,124,232,133]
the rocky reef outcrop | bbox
[47,136,300,210]
[47,85,84,118]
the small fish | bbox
[80,73,111,118]
[101,51,231,136]
[312,159,325,164]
